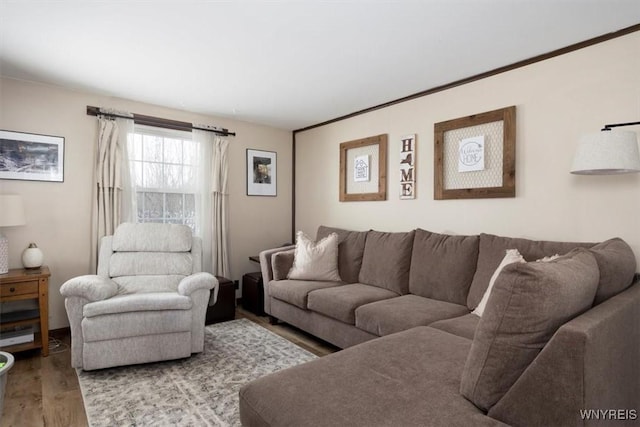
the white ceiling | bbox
[1,1,639,130]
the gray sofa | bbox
[240,226,640,426]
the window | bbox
[128,126,199,231]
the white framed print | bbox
[247,149,277,196]
[0,130,65,182]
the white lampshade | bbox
[0,194,26,227]
[0,194,26,274]
[570,130,640,175]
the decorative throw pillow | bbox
[472,249,524,317]
[535,254,560,262]
[287,231,342,282]
[272,249,295,281]
[460,248,599,412]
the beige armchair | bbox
[60,223,218,370]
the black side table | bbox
[205,276,235,324]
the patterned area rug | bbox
[77,319,317,426]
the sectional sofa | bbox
[239,226,640,426]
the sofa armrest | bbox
[260,245,295,315]
[489,282,640,426]
[178,272,219,304]
[60,275,118,302]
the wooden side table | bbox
[0,266,50,356]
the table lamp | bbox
[0,194,26,274]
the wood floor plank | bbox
[1,306,338,426]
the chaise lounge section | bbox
[240,226,639,426]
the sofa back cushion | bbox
[359,230,415,294]
[317,226,368,284]
[460,248,600,411]
[467,233,593,310]
[409,229,479,305]
[590,238,637,305]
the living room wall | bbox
[295,31,640,266]
[0,77,292,329]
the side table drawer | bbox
[1,280,39,298]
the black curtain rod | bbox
[601,121,640,131]
[86,106,236,137]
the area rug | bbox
[77,319,317,426]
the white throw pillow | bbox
[536,254,561,262]
[287,231,342,282]
[473,249,525,317]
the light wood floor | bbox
[1,306,337,427]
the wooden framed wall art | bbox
[434,106,516,200]
[339,134,387,201]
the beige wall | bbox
[295,32,640,267]
[0,77,292,329]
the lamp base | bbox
[0,234,8,275]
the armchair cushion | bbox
[109,252,193,277]
[83,293,192,317]
[60,275,118,302]
[112,222,192,252]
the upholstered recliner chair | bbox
[60,222,219,370]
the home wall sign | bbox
[339,134,387,202]
[399,134,416,199]
[434,106,516,199]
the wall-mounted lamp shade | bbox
[570,130,640,175]
[0,194,26,227]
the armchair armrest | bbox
[178,272,219,304]
[60,275,118,302]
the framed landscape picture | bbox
[0,130,65,182]
[247,149,277,196]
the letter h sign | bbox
[400,134,416,199]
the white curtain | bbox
[90,115,134,272]
[193,130,230,277]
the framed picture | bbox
[247,149,277,196]
[339,134,387,202]
[434,106,516,200]
[0,130,65,182]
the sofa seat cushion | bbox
[430,313,480,340]
[307,283,398,324]
[269,279,343,309]
[239,326,507,427]
[83,292,192,317]
[355,295,469,336]
[410,229,479,305]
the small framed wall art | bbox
[434,106,516,200]
[247,149,277,196]
[0,130,65,182]
[339,134,387,202]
